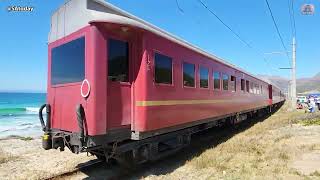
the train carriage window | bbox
[108,39,129,82]
[183,62,195,87]
[241,79,245,91]
[200,66,209,88]
[230,76,236,92]
[250,82,253,93]
[213,72,221,90]
[154,53,173,84]
[246,80,249,93]
[51,37,85,85]
[222,74,229,90]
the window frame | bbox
[51,36,86,87]
[241,79,245,92]
[246,80,250,93]
[104,33,134,85]
[213,71,221,90]
[107,38,130,83]
[254,84,258,94]
[182,61,196,88]
[153,51,174,86]
[250,82,254,93]
[230,75,236,92]
[199,65,209,89]
[222,73,229,91]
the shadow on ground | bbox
[74,109,280,180]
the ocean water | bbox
[0,92,46,138]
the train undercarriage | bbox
[40,102,284,166]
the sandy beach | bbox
[0,137,95,180]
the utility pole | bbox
[288,80,291,99]
[291,37,296,109]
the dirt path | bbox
[1,109,320,179]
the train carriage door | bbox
[106,38,132,129]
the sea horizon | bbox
[0,90,46,94]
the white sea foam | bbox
[25,107,46,115]
[0,124,40,132]
[0,113,43,138]
[26,107,40,112]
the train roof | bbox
[49,0,279,89]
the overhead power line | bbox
[195,0,278,74]
[175,0,184,14]
[264,0,291,66]
[196,0,253,49]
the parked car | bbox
[297,96,307,103]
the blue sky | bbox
[0,0,319,92]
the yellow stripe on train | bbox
[135,99,235,107]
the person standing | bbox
[315,96,320,111]
[308,96,316,113]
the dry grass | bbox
[299,118,320,126]
[146,103,320,179]
[0,151,6,164]
[189,105,299,168]
[0,148,16,164]
[1,135,34,141]
[310,170,320,177]
[308,143,320,151]
[19,136,34,141]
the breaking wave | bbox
[0,107,42,116]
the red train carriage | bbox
[39,0,285,163]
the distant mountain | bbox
[257,72,320,94]
[313,72,320,79]
[297,78,320,93]
[257,75,289,92]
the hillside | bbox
[314,72,320,79]
[258,73,320,94]
[258,75,289,91]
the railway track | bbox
[46,159,104,180]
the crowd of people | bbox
[297,96,320,113]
